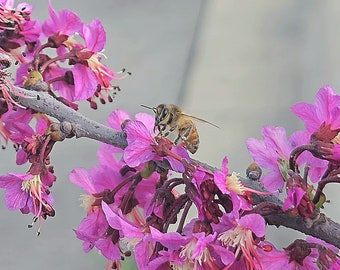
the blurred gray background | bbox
[1,0,340,269]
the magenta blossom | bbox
[291,86,340,164]
[98,110,152,160]
[96,109,132,163]
[148,226,235,269]
[217,213,266,270]
[282,186,306,212]
[39,2,120,103]
[123,120,158,167]
[42,1,82,38]
[70,63,98,101]
[70,163,129,262]
[74,208,121,262]
[289,130,328,183]
[291,85,340,134]
[1,106,34,144]
[0,173,54,229]
[306,237,340,269]
[214,157,252,214]
[69,150,131,213]
[78,19,116,89]
[102,202,152,269]
[134,171,161,217]
[257,241,315,270]
[247,126,306,192]
[0,1,41,63]
[106,109,132,131]
[123,119,189,172]
[9,115,54,181]
[256,238,338,270]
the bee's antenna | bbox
[141,104,157,113]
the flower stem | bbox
[40,52,73,74]
[289,144,314,172]
[176,200,192,234]
[162,194,189,233]
[312,175,340,204]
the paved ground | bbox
[1,1,340,269]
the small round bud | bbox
[246,162,262,181]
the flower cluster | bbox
[1,1,340,270]
[1,0,125,106]
[247,86,340,215]
[0,0,125,231]
[69,99,340,269]
[70,109,268,269]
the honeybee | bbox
[141,104,218,154]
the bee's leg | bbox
[174,134,182,145]
[158,124,166,132]
[163,125,177,137]
[175,125,192,145]
[181,125,192,139]
[153,125,162,139]
[156,124,166,137]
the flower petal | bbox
[239,214,266,237]
[123,120,156,167]
[73,64,98,100]
[69,168,97,194]
[81,19,106,52]
[106,109,131,130]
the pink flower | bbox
[80,19,106,52]
[257,239,337,270]
[291,86,340,163]
[179,231,235,269]
[0,109,55,180]
[134,172,160,217]
[78,19,116,91]
[18,16,42,43]
[74,208,121,261]
[123,119,189,172]
[217,213,266,270]
[282,186,306,211]
[96,109,131,163]
[40,64,76,101]
[70,163,128,262]
[291,85,340,133]
[0,173,54,226]
[43,5,119,102]
[289,130,328,183]
[70,165,125,195]
[247,126,295,192]
[148,226,234,269]
[12,116,54,178]
[0,1,41,58]
[1,107,34,144]
[106,109,131,131]
[42,1,82,37]
[257,242,311,270]
[306,237,340,269]
[71,63,98,101]
[123,120,158,167]
[102,202,152,269]
[214,157,265,214]
[40,2,121,103]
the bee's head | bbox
[141,104,172,126]
[156,104,172,125]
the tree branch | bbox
[13,87,127,149]
[9,86,340,248]
[242,177,340,248]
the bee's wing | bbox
[181,113,219,128]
